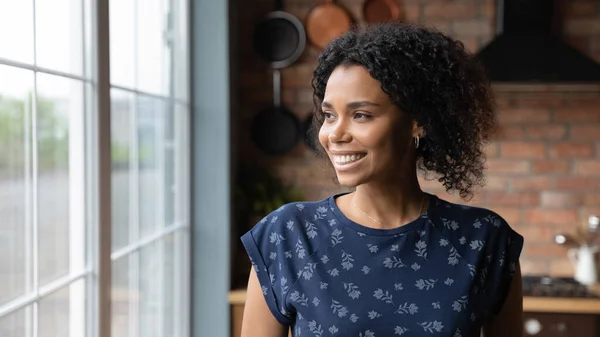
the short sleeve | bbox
[240,213,298,325]
[485,216,524,315]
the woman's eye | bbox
[322,112,335,119]
[354,112,370,120]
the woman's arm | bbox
[240,267,289,337]
[482,262,524,337]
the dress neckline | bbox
[328,192,439,237]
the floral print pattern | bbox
[241,193,524,336]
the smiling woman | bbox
[318,65,417,188]
[240,22,525,337]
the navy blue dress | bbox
[241,193,524,337]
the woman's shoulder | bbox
[428,198,525,317]
[429,196,517,234]
[239,196,340,325]
[242,195,342,251]
[427,196,524,258]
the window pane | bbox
[0,306,31,337]
[164,103,176,226]
[0,1,34,64]
[38,279,86,337]
[164,147,174,226]
[165,104,174,141]
[174,230,189,337]
[174,103,190,225]
[163,234,175,336]
[112,256,134,337]
[136,0,171,96]
[109,0,135,89]
[139,234,177,337]
[167,230,189,337]
[83,0,93,79]
[138,95,167,235]
[139,242,159,337]
[35,0,84,75]
[172,0,189,103]
[0,65,34,307]
[111,89,134,252]
[36,74,85,287]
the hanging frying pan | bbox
[305,0,353,50]
[251,70,301,155]
[252,0,306,69]
[362,0,401,24]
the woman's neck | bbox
[348,176,426,230]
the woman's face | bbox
[318,65,418,187]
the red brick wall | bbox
[233,0,600,277]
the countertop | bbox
[228,288,600,315]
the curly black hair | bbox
[310,22,497,200]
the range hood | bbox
[476,0,600,83]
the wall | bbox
[232,0,600,282]
[192,0,232,335]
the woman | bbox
[241,22,524,337]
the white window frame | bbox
[0,0,192,337]
[0,0,92,334]
[96,0,192,337]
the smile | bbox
[333,153,366,165]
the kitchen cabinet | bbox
[523,312,599,336]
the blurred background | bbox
[1,0,600,336]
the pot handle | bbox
[273,69,281,108]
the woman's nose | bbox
[328,120,351,143]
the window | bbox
[0,1,191,337]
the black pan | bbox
[252,70,301,155]
[252,0,306,69]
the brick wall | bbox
[232,0,600,278]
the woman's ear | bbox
[412,120,425,138]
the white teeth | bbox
[333,154,365,164]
